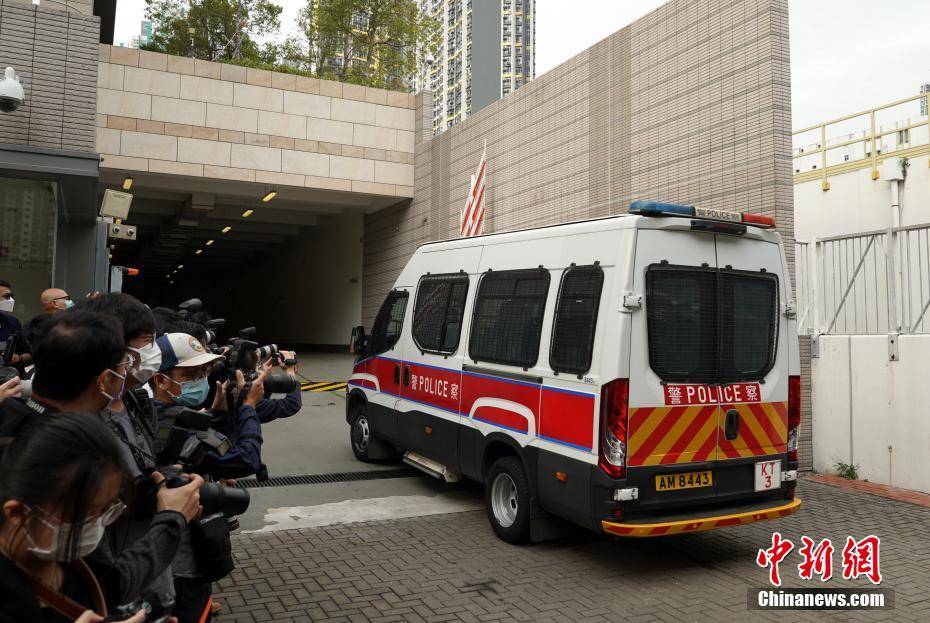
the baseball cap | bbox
[156,332,223,371]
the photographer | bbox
[253,349,303,424]
[152,334,265,479]
[78,294,204,613]
[0,279,31,373]
[0,311,202,614]
[0,413,171,623]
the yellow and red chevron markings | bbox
[627,402,787,466]
[627,405,719,466]
[717,401,787,459]
[602,498,801,537]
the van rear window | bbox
[469,268,550,368]
[645,265,778,383]
[550,265,604,375]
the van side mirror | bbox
[349,325,368,355]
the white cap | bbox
[156,333,223,370]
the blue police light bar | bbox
[629,200,695,217]
[629,200,776,228]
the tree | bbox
[143,0,282,64]
[281,0,437,91]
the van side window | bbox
[469,268,550,368]
[369,290,409,355]
[550,264,604,375]
[412,273,469,354]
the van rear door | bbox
[627,228,722,508]
[712,234,788,500]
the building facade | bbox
[0,0,106,321]
[418,0,535,135]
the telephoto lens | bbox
[262,370,300,393]
[256,343,278,360]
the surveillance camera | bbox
[0,67,25,113]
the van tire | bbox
[485,457,531,544]
[349,403,375,463]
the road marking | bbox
[301,381,348,392]
[246,493,483,533]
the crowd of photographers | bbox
[0,281,303,623]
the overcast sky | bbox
[114,0,930,130]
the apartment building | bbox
[418,0,535,135]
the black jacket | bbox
[0,554,92,623]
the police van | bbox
[346,201,801,543]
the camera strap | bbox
[14,558,107,620]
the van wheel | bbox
[485,457,531,544]
[350,404,374,462]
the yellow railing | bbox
[793,92,930,190]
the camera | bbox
[177,298,202,319]
[0,67,24,113]
[257,343,278,360]
[153,406,231,466]
[160,465,250,518]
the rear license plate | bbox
[655,471,712,492]
[755,460,781,492]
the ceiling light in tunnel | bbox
[221,226,231,234]
[122,176,133,191]
[195,249,202,255]
[241,209,253,218]
[177,264,184,269]
[206,239,214,246]
[261,190,277,203]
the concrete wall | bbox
[362,0,794,324]
[812,335,930,493]
[0,0,98,152]
[96,45,415,196]
[795,154,930,241]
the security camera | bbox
[0,67,25,113]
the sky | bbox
[113,0,930,130]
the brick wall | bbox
[363,0,793,323]
[0,0,99,152]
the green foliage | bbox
[279,0,438,91]
[143,0,282,64]
[834,461,860,480]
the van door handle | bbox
[393,365,400,385]
[403,366,411,387]
[724,409,739,441]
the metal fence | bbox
[795,224,930,335]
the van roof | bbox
[417,213,637,253]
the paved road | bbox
[217,354,928,622]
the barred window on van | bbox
[550,265,604,375]
[412,274,469,354]
[369,290,408,355]
[645,266,718,383]
[469,268,551,368]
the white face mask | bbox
[0,297,14,313]
[129,341,162,383]
[25,501,124,562]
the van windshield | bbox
[645,265,778,383]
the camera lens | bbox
[199,482,251,517]
[261,371,299,394]
[256,344,278,360]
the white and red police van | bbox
[347,201,802,543]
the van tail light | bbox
[787,375,801,462]
[599,378,629,479]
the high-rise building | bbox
[921,83,930,116]
[418,0,535,135]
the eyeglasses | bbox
[116,353,136,374]
[30,498,126,528]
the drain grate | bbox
[235,467,417,489]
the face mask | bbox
[25,508,116,562]
[100,368,127,405]
[130,342,162,383]
[0,298,14,313]
[168,376,210,407]
[64,299,74,309]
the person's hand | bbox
[260,356,275,375]
[153,470,203,523]
[75,609,146,623]
[281,350,298,377]
[220,478,236,487]
[211,380,228,412]
[0,376,21,402]
[243,371,265,407]
[8,353,20,365]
